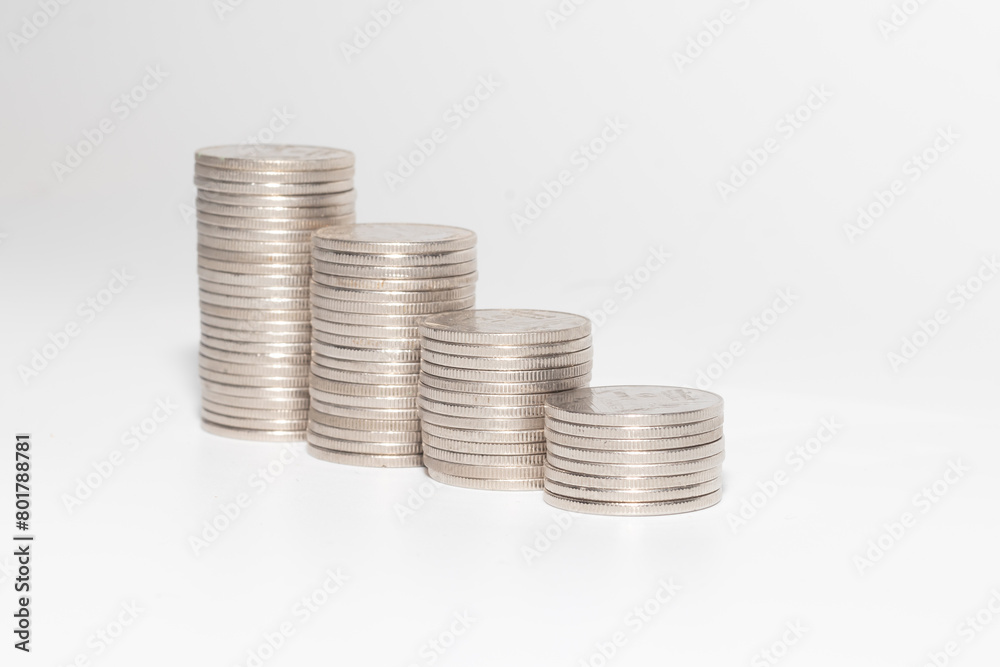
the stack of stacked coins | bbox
[195,145,356,442]
[306,223,478,467]
[542,386,725,515]
[417,310,593,490]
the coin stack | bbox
[307,223,478,467]
[196,145,356,442]
[543,386,725,516]
[417,310,593,490]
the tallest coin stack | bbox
[195,145,356,442]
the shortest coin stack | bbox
[543,386,725,516]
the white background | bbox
[2,0,999,665]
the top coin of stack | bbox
[307,223,478,468]
[417,309,593,490]
[195,145,356,442]
[543,386,725,515]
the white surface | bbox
[3,1,999,665]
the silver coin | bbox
[197,221,316,243]
[419,372,591,395]
[308,408,419,432]
[201,326,312,345]
[312,329,421,350]
[198,245,312,264]
[201,390,310,411]
[306,431,422,455]
[419,409,544,431]
[426,468,543,491]
[547,438,725,464]
[198,234,313,254]
[420,335,593,358]
[311,340,421,363]
[306,444,422,468]
[546,415,724,440]
[309,374,419,397]
[312,258,477,280]
[310,386,417,409]
[422,422,544,444]
[199,279,310,299]
[198,257,313,275]
[543,489,722,516]
[422,456,543,480]
[194,176,355,196]
[201,303,310,321]
[195,163,355,184]
[420,360,593,383]
[420,433,545,455]
[311,319,419,339]
[201,409,307,431]
[418,384,550,407]
[197,199,354,219]
[311,308,439,328]
[200,345,309,365]
[201,335,312,355]
[203,400,309,421]
[199,356,308,377]
[198,267,311,287]
[310,420,420,443]
[544,477,723,503]
[310,362,418,386]
[546,452,725,477]
[197,210,356,230]
[312,271,478,292]
[312,355,421,375]
[545,426,725,452]
[201,381,308,399]
[420,348,593,371]
[311,246,476,267]
[419,309,591,346]
[545,385,725,427]
[310,282,476,303]
[194,144,355,171]
[198,189,356,207]
[311,399,420,421]
[199,368,309,388]
[309,294,475,316]
[544,464,722,491]
[201,314,310,332]
[421,445,544,467]
[202,420,305,442]
[200,291,311,311]
[417,396,547,419]
[313,223,476,254]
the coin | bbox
[418,384,550,407]
[545,385,725,426]
[419,409,545,431]
[312,247,476,267]
[543,464,723,491]
[198,245,313,264]
[201,381,308,399]
[310,399,419,421]
[202,420,305,442]
[306,431,422,456]
[308,408,419,432]
[198,267,311,287]
[198,257,313,275]
[311,258,477,280]
[197,210,355,230]
[198,221,316,243]
[309,375,419,397]
[199,279,310,299]
[194,176,355,196]
[197,199,354,219]
[311,309,437,327]
[544,478,723,503]
[310,282,475,303]
[422,457,544,480]
[313,223,476,254]
[201,314,310,332]
[307,445,423,468]
[420,348,593,371]
[201,303,310,321]
[201,334,311,354]
[421,445,544,467]
[199,356,308,377]
[194,163,355,184]
[309,421,420,443]
[547,438,725,464]
[311,340,421,362]
[312,329,420,350]
[195,145,355,171]
[417,396,547,419]
[198,234,313,254]
[311,271,478,292]
[545,416,724,440]
[310,319,419,338]
[201,409,307,431]
[199,291,311,311]
[199,369,308,388]
[420,335,593,358]
[310,387,417,410]
[422,421,545,444]
[545,426,726,451]
[543,489,722,516]
[309,362,418,385]
[420,360,593,383]
[311,355,421,375]
[545,452,725,477]
[198,189,357,208]
[419,373,591,395]
[419,309,591,346]
[420,433,546,455]
[200,345,309,365]
[201,390,310,411]
[425,469,543,491]
[308,294,475,315]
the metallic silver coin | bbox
[311,355,421,375]
[201,326,312,345]
[418,384,550,407]
[421,445,544,467]
[310,282,476,303]
[197,221,316,243]
[312,329,421,350]
[306,431,422,455]
[545,426,725,452]
[200,345,309,366]
[546,438,726,465]
[194,163,355,184]
[202,400,308,421]
[543,489,722,516]
[198,245,312,264]
[417,396,547,419]
[311,340,421,363]
[200,303,311,321]
[198,234,313,254]
[419,360,593,383]
[194,176,355,196]
[199,368,309,388]
[198,279,310,299]
[311,319,419,339]
[310,386,417,410]
[309,420,420,443]
[197,210,356,230]
[200,291,311,311]
[545,385,725,427]
[202,380,307,398]
[202,420,305,442]
[308,408,419,432]
[419,309,591,346]
[419,409,544,431]
[311,246,476,267]
[199,356,308,377]
[545,452,725,477]
[310,308,438,328]
[198,257,313,275]
[198,267,311,287]
[311,271,478,292]
[201,314,310,332]
[426,468,543,491]
[544,477,723,503]
[545,415,724,440]
[309,294,475,316]
[422,422,544,444]
[309,374,419,397]
[313,223,476,255]
[420,348,593,371]
[197,199,354,219]
[422,456,543,480]
[198,189,356,207]
[420,433,545,455]
[201,335,312,355]
[543,464,722,491]
[310,363,418,386]
[312,258,477,280]
[306,445,422,468]
[201,409,307,431]
[201,390,310,411]
[194,144,355,171]
[418,372,591,395]
[311,400,419,421]
[420,335,593,358]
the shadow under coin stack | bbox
[417,310,593,490]
[543,386,725,516]
[195,145,356,442]
[307,223,478,467]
